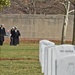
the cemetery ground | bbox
[0,42,44,75]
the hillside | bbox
[0,0,74,14]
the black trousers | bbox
[10,37,13,45]
[0,40,3,45]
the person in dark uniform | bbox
[0,24,6,45]
[13,27,20,46]
[10,27,15,45]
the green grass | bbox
[0,44,43,75]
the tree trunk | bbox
[72,4,75,45]
[61,0,70,44]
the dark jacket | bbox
[10,29,15,37]
[13,30,20,45]
[0,27,6,42]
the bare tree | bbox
[60,0,71,44]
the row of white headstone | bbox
[39,40,75,75]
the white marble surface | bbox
[47,44,75,75]
[39,40,55,73]
[56,55,75,75]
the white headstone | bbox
[47,44,75,75]
[44,45,58,75]
[39,40,55,73]
[56,55,75,75]
[44,46,54,75]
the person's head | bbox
[12,27,14,29]
[0,24,4,28]
[14,26,17,30]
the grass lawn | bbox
[0,43,43,75]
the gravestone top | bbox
[52,44,75,59]
[40,40,55,45]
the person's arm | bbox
[18,30,20,36]
[4,28,6,36]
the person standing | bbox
[0,24,6,45]
[10,27,15,45]
[13,27,20,46]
